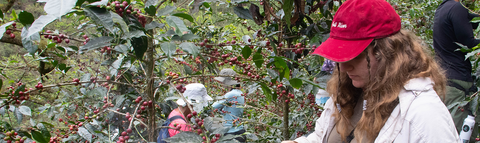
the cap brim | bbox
[204,95,213,101]
[223,80,239,86]
[214,77,225,82]
[176,98,190,107]
[312,38,373,62]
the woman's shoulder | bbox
[403,89,452,124]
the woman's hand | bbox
[281,141,298,143]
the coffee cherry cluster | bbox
[293,43,305,54]
[4,83,31,105]
[5,22,16,39]
[72,78,80,86]
[105,1,146,27]
[296,131,306,137]
[3,130,27,143]
[34,82,44,89]
[117,129,132,143]
[138,100,153,113]
[276,89,294,103]
[43,30,70,44]
[173,58,197,72]
[176,84,186,93]
[82,35,90,45]
[100,46,112,54]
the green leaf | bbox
[110,11,129,32]
[78,127,92,143]
[252,53,263,68]
[166,16,189,36]
[114,44,129,54]
[455,42,471,53]
[0,79,2,91]
[79,36,113,51]
[283,0,294,25]
[84,7,114,32]
[32,130,48,143]
[160,42,176,57]
[184,64,193,75]
[112,56,124,69]
[242,45,252,59]
[145,5,156,16]
[289,78,302,89]
[157,6,176,16]
[132,36,148,59]
[14,85,26,96]
[233,6,253,19]
[259,82,272,101]
[179,42,200,56]
[470,95,479,116]
[180,34,200,41]
[11,9,17,20]
[37,123,51,139]
[471,17,480,23]
[172,13,194,23]
[30,118,36,126]
[18,11,35,25]
[216,134,239,143]
[38,0,76,18]
[26,15,56,38]
[19,106,31,116]
[88,0,109,6]
[145,21,165,30]
[465,48,480,60]
[0,21,14,39]
[0,9,3,20]
[122,30,146,39]
[21,26,39,55]
[145,0,158,7]
[14,107,23,124]
[163,132,203,143]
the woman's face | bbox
[339,47,378,89]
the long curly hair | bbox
[326,30,446,142]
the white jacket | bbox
[295,78,460,143]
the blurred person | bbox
[434,0,480,141]
[157,83,212,143]
[282,0,459,142]
[212,68,246,142]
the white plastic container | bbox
[315,89,330,105]
[459,115,476,142]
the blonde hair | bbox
[326,30,446,142]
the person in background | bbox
[282,0,459,142]
[434,0,480,142]
[212,68,246,142]
[167,83,213,137]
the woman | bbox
[283,0,459,142]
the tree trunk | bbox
[145,21,157,141]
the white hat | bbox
[214,69,239,86]
[176,83,213,113]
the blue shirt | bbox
[212,89,244,133]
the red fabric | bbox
[167,109,191,137]
[312,0,401,62]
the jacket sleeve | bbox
[451,3,480,48]
[294,99,334,143]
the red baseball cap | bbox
[312,0,401,62]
